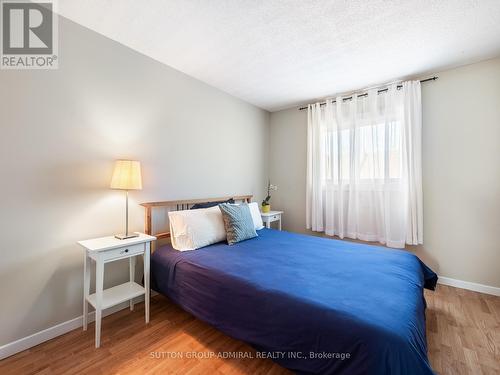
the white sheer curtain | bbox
[306,81,423,248]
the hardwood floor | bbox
[0,285,498,375]
[425,285,499,375]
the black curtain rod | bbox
[298,76,438,110]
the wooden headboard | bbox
[140,195,253,241]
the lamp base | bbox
[114,233,139,240]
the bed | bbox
[143,196,437,375]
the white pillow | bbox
[168,206,226,251]
[248,202,265,230]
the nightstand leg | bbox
[95,258,104,348]
[129,256,135,311]
[266,221,271,229]
[144,243,150,323]
[279,218,282,231]
[83,252,90,331]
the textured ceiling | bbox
[58,1,500,111]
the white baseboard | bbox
[0,294,152,360]
[438,276,500,296]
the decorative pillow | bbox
[248,202,265,230]
[190,198,235,210]
[168,206,226,251]
[218,203,257,245]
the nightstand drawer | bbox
[263,214,280,222]
[101,243,145,262]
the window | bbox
[323,120,403,184]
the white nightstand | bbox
[78,233,156,348]
[261,210,284,230]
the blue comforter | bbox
[151,229,437,375]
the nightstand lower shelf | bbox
[86,282,144,310]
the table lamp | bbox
[110,160,142,239]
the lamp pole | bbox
[125,190,129,237]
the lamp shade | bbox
[110,160,142,190]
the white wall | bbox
[0,17,269,346]
[270,57,500,288]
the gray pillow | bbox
[218,203,258,245]
[190,198,234,209]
